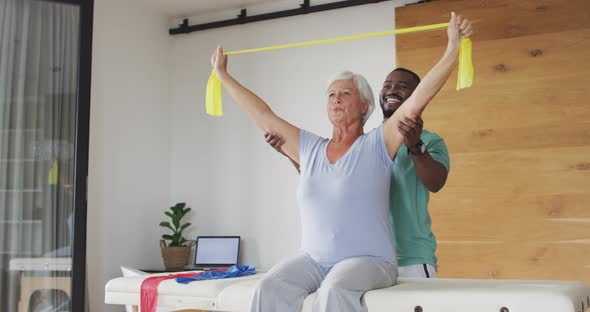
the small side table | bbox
[9,257,72,312]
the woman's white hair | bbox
[326,70,375,125]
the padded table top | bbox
[106,273,590,312]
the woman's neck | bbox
[331,122,364,144]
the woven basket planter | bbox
[160,240,192,270]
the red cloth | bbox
[140,272,196,312]
[139,268,229,312]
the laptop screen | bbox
[194,236,240,267]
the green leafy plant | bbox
[159,202,192,247]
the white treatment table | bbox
[105,272,590,311]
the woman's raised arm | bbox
[383,12,473,159]
[212,47,301,162]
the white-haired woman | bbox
[211,12,472,312]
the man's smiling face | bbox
[379,70,420,119]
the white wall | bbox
[169,0,408,271]
[87,1,414,310]
[88,0,171,311]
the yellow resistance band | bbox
[206,22,473,117]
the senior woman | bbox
[211,12,472,312]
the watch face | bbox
[410,143,425,155]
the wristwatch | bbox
[408,141,426,156]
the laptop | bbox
[185,236,240,270]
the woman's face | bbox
[327,79,367,126]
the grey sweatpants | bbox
[250,253,398,312]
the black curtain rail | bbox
[169,0,398,35]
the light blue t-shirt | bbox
[297,125,397,267]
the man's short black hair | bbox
[392,68,421,84]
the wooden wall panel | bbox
[437,244,590,280]
[395,0,590,283]
[396,0,590,50]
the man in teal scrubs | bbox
[379,68,450,278]
[264,67,450,278]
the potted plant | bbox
[159,202,194,270]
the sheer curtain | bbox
[0,0,79,310]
